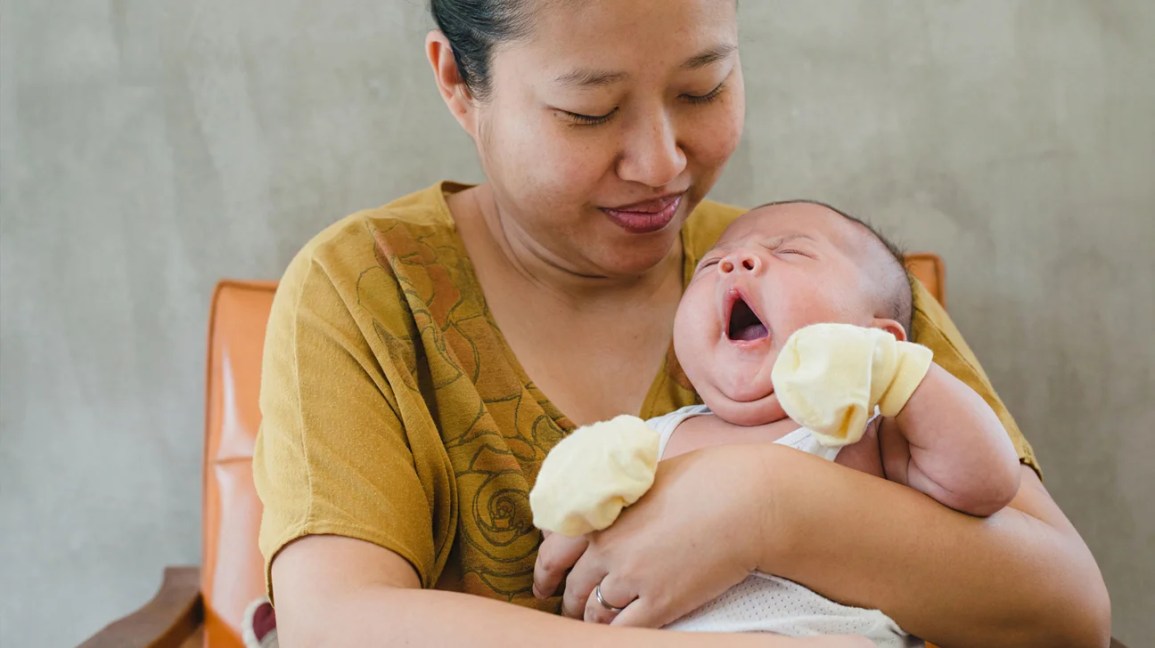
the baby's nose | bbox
[719,251,762,274]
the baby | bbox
[531,201,1022,645]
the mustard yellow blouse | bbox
[254,182,1037,610]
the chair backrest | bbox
[904,253,946,309]
[203,280,277,648]
[200,258,944,646]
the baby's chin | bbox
[702,391,787,427]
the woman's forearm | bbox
[281,584,875,648]
[273,535,853,648]
[752,445,1110,647]
[283,585,732,647]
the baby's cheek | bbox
[672,316,709,383]
[765,350,782,375]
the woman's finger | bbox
[583,573,635,625]
[594,447,763,628]
[560,549,605,619]
[532,532,589,599]
[607,592,669,629]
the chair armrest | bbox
[80,566,203,648]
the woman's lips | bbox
[600,194,683,234]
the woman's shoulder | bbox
[281,182,465,280]
[298,182,460,260]
[274,182,474,319]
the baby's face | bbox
[673,203,879,425]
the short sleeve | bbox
[909,279,1041,478]
[253,248,443,598]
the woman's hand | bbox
[532,531,588,599]
[535,444,771,628]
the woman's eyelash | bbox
[562,82,726,125]
[683,82,726,104]
[562,108,618,125]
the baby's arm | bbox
[772,322,1021,518]
[877,362,1020,516]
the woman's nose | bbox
[616,114,687,188]
[719,251,761,274]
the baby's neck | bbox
[662,413,800,460]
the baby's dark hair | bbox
[429,0,536,101]
[758,200,915,338]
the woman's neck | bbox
[453,184,684,311]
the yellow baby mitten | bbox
[770,322,933,446]
[529,415,660,536]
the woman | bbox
[254,1,1110,646]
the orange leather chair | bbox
[80,254,1120,647]
[83,279,276,648]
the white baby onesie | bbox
[647,405,923,647]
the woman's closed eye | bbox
[557,79,728,126]
[558,107,618,126]
[681,80,727,105]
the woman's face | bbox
[469,0,744,278]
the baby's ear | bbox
[872,318,907,342]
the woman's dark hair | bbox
[430,0,536,100]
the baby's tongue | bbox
[734,322,768,341]
[728,299,768,341]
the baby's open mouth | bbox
[727,299,769,341]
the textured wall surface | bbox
[1,1,1152,645]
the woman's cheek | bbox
[523,127,613,196]
[693,82,746,173]
[705,103,745,168]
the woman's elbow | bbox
[1035,543,1112,647]
[1062,576,1112,648]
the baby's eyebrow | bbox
[766,233,815,246]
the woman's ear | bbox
[425,30,478,137]
[872,318,908,342]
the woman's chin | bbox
[591,209,688,270]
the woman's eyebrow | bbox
[554,69,628,87]
[554,44,737,87]
[682,43,737,70]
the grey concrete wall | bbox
[1,1,1151,645]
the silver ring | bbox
[594,582,626,613]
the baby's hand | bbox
[529,415,659,536]
[771,322,932,446]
